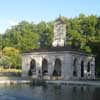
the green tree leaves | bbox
[0,14,100,76]
[3,21,40,52]
[1,47,21,69]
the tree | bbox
[3,21,40,52]
[3,47,21,69]
[1,14,100,76]
[0,56,11,68]
[37,21,53,48]
[20,31,40,52]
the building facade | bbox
[22,17,95,80]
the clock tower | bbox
[52,16,66,47]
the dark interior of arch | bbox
[81,61,84,77]
[73,58,77,77]
[28,59,36,76]
[42,59,48,76]
[87,62,90,72]
[53,59,61,77]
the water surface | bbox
[0,84,100,100]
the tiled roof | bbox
[24,46,90,55]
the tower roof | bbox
[55,15,65,24]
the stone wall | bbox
[22,51,95,80]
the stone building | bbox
[22,16,95,80]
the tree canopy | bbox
[0,14,100,76]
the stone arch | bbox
[87,61,90,72]
[53,58,62,77]
[42,59,48,76]
[28,59,36,76]
[73,58,77,77]
[81,60,84,77]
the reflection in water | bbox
[0,84,99,100]
[93,88,100,100]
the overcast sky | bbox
[0,0,100,34]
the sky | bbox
[0,0,100,34]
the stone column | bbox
[48,62,53,79]
[48,59,55,79]
[62,54,72,80]
[90,58,95,79]
[61,62,66,79]
[84,61,88,79]
[35,57,42,78]
[22,56,31,77]
[77,58,82,79]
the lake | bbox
[0,83,100,100]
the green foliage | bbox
[3,21,40,52]
[0,56,11,68]
[37,21,53,48]
[0,14,100,76]
[1,47,21,69]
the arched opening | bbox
[87,62,90,72]
[73,58,77,77]
[42,59,48,76]
[53,58,61,77]
[81,61,84,77]
[28,59,36,76]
